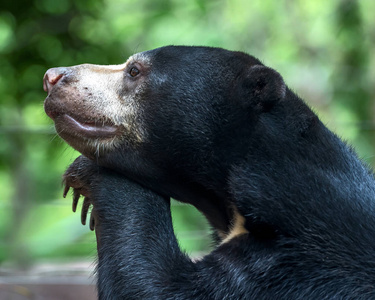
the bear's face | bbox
[43,52,152,157]
[44,46,286,230]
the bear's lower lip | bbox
[56,114,118,139]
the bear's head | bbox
[44,46,287,232]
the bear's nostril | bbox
[43,68,65,93]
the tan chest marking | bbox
[221,209,248,244]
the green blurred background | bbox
[0,0,375,269]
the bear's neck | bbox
[228,98,375,247]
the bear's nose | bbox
[43,67,66,93]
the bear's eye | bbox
[129,67,140,77]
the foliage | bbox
[0,0,374,266]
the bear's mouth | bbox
[46,108,119,139]
[58,114,118,138]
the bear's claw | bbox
[81,196,91,226]
[63,155,97,231]
[73,189,81,213]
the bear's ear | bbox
[238,65,286,112]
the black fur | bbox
[53,46,375,299]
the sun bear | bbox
[43,46,375,299]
